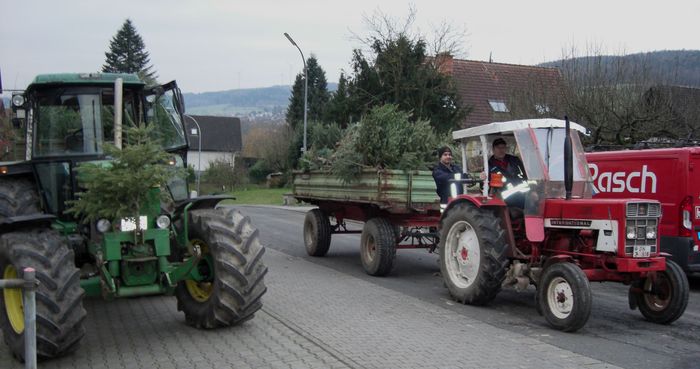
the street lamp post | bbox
[284,32,308,153]
[184,114,202,196]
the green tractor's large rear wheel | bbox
[0,177,40,221]
[175,208,267,328]
[0,228,86,361]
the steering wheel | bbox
[65,128,84,152]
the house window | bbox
[535,104,550,114]
[488,100,509,113]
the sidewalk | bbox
[2,247,620,369]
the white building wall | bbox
[187,151,237,171]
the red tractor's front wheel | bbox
[537,262,592,332]
[632,259,688,324]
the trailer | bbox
[293,168,442,276]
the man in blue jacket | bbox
[432,146,463,204]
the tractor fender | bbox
[443,195,506,215]
[0,161,33,177]
[174,195,236,214]
[441,196,518,254]
[541,255,575,274]
[0,214,55,233]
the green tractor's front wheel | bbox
[0,228,86,361]
[175,208,267,328]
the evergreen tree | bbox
[337,34,466,134]
[102,19,158,85]
[68,126,182,223]
[323,73,353,127]
[285,55,330,129]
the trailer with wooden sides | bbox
[293,168,442,276]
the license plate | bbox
[633,245,651,258]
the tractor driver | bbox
[488,138,527,208]
[488,138,526,184]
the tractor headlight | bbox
[646,226,656,239]
[626,226,636,240]
[96,219,112,233]
[156,215,171,229]
[11,94,25,107]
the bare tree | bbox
[556,45,681,146]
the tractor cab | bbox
[8,73,190,217]
[452,118,594,217]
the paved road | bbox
[235,205,700,369]
[1,204,697,368]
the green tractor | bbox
[0,73,267,360]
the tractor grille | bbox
[625,202,660,256]
[626,202,660,218]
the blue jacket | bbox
[432,162,463,204]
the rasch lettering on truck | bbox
[588,163,657,194]
[586,147,700,273]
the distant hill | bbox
[183,83,337,119]
[540,50,700,87]
[183,85,290,118]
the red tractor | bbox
[439,118,689,332]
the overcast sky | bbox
[1,0,698,95]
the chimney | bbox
[435,52,454,75]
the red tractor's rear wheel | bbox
[439,203,508,305]
[632,259,688,324]
[537,262,591,332]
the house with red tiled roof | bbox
[436,55,565,128]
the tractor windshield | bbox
[145,86,187,150]
[33,87,138,157]
[513,127,593,199]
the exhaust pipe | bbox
[114,78,123,149]
[564,116,573,200]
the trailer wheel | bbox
[538,262,591,332]
[175,209,267,328]
[0,228,86,361]
[303,209,332,257]
[0,177,40,221]
[360,217,396,276]
[439,203,508,305]
[633,259,688,324]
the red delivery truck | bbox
[586,147,700,273]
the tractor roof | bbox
[452,118,588,141]
[28,73,145,89]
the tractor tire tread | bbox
[304,209,332,257]
[439,203,509,306]
[0,178,41,220]
[361,217,397,276]
[0,228,86,361]
[175,208,267,329]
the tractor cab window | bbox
[33,88,138,157]
[514,127,593,199]
[102,91,139,146]
[146,87,187,150]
